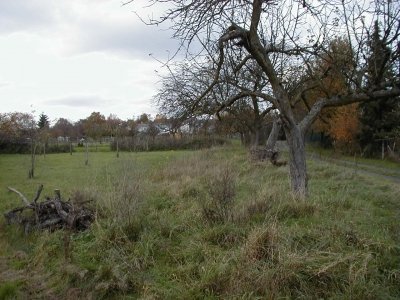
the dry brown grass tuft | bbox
[235,198,271,223]
[244,224,279,263]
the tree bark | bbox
[285,125,307,199]
[266,119,281,150]
[29,141,36,179]
[251,129,260,146]
[85,141,89,165]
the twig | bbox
[54,189,61,200]
[33,184,44,203]
[32,184,43,224]
[7,187,30,206]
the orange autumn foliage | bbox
[327,103,360,152]
[298,38,360,152]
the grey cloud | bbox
[0,0,180,60]
[70,18,180,60]
[0,81,11,88]
[45,95,110,108]
[0,0,56,34]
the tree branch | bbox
[7,187,31,206]
[300,87,400,133]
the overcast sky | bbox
[0,0,178,123]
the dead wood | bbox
[4,185,94,233]
[7,187,31,206]
[250,146,287,166]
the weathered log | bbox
[4,185,94,232]
[39,217,63,229]
[249,147,287,166]
[53,200,76,228]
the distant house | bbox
[136,123,172,135]
[57,136,69,142]
[136,123,149,133]
[156,124,171,134]
[178,117,215,135]
[179,123,192,134]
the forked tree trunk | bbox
[285,125,307,198]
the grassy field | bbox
[0,146,399,299]
[307,144,400,176]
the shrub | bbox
[201,165,237,224]
[110,135,229,152]
[0,140,30,154]
[0,140,73,154]
[44,143,73,154]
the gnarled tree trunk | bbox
[284,125,307,198]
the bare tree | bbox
[128,0,400,198]
[107,114,123,158]
[155,54,276,146]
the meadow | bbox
[0,145,399,299]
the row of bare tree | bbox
[127,0,400,198]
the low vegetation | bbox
[110,135,229,152]
[0,145,399,299]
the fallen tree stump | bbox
[4,185,94,233]
[250,146,287,166]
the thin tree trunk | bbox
[85,141,89,165]
[285,125,307,199]
[116,138,119,158]
[29,141,37,179]
[253,129,260,146]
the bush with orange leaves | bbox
[327,103,360,154]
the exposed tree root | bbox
[4,185,94,233]
[250,146,287,166]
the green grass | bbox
[0,281,19,300]
[307,144,400,170]
[0,146,399,299]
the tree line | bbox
[0,110,237,154]
[0,112,157,149]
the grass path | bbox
[308,153,400,183]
